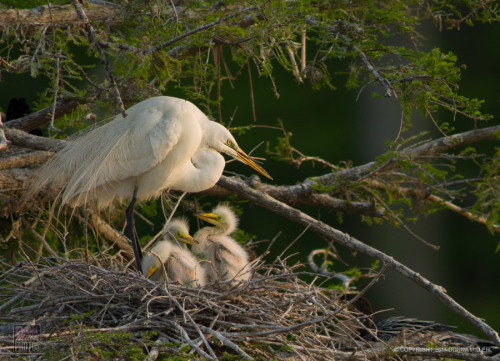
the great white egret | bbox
[26,96,271,272]
[141,218,206,286]
[192,204,251,283]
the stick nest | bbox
[1,257,491,360]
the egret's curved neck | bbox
[171,147,225,193]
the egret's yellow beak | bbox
[236,148,273,180]
[196,212,221,226]
[147,266,158,279]
[177,232,198,245]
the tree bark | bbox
[0,2,120,29]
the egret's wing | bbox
[59,105,183,204]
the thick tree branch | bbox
[216,175,500,346]
[4,128,65,152]
[0,150,53,170]
[0,1,120,29]
[200,177,385,217]
[3,124,499,218]
[5,97,91,132]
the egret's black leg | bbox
[126,186,143,273]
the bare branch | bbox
[0,1,120,29]
[0,150,53,170]
[21,217,58,258]
[4,127,64,151]
[5,97,91,132]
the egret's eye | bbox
[226,140,234,148]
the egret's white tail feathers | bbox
[25,118,132,208]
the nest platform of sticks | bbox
[0,257,496,360]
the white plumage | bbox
[193,204,251,283]
[27,96,271,272]
[141,218,206,286]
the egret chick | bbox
[26,96,272,273]
[193,204,251,283]
[142,218,206,286]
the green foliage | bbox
[2,0,496,126]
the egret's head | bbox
[196,204,238,235]
[164,218,197,245]
[210,122,272,180]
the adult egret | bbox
[27,96,272,272]
[192,204,251,283]
[141,218,206,286]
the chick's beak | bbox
[236,148,273,180]
[196,212,220,226]
[178,232,198,245]
[147,266,158,279]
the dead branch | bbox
[3,127,64,151]
[5,97,91,133]
[0,1,120,29]
[0,150,53,170]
